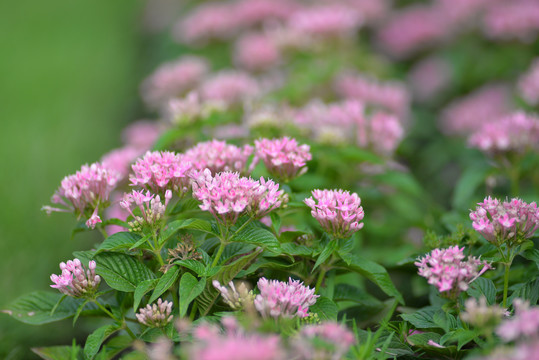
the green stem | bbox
[508,162,520,197]
[93,300,136,339]
[315,267,327,292]
[97,226,108,239]
[152,231,165,266]
[502,262,510,308]
[228,218,254,242]
[211,240,226,267]
[189,301,198,321]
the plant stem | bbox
[228,218,254,242]
[189,301,198,321]
[211,240,226,267]
[502,262,510,308]
[315,267,327,292]
[93,300,136,339]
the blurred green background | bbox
[0,0,145,357]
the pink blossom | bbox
[497,299,539,342]
[518,58,539,106]
[337,0,389,24]
[130,151,193,195]
[235,0,300,27]
[235,33,281,72]
[254,277,319,319]
[408,57,452,102]
[367,112,404,155]
[304,189,364,239]
[104,192,129,235]
[200,71,260,105]
[470,197,539,246]
[184,140,253,174]
[141,56,209,108]
[483,0,539,42]
[254,137,312,182]
[165,92,227,125]
[293,322,356,360]
[120,189,172,231]
[136,298,173,328]
[191,169,284,226]
[101,146,143,180]
[468,112,539,154]
[212,280,255,310]
[415,246,491,297]
[85,208,102,229]
[121,120,163,150]
[461,297,508,329]
[289,5,362,39]
[434,0,490,26]
[50,258,100,297]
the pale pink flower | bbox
[141,56,209,108]
[184,140,253,174]
[121,120,163,150]
[104,192,129,235]
[136,298,173,328]
[293,322,356,360]
[200,71,260,105]
[483,0,539,42]
[461,297,508,329]
[254,137,312,182]
[415,246,491,297]
[130,151,193,195]
[50,259,100,297]
[289,5,362,39]
[337,0,389,24]
[120,189,172,231]
[235,33,281,72]
[254,277,319,319]
[408,57,452,102]
[434,0,490,26]
[211,124,251,140]
[165,92,226,126]
[367,112,404,155]
[101,146,143,180]
[85,208,102,229]
[518,58,539,106]
[212,280,255,310]
[235,0,300,27]
[468,112,539,154]
[470,197,539,246]
[304,189,364,239]
[497,299,539,342]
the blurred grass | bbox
[0,0,144,357]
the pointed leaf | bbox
[232,224,281,253]
[313,241,337,271]
[467,278,496,305]
[174,259,207,276]
[133,279,158,312]
[309,296,338,321]
[92,253,155,292]
[149,266,181,303]
[401,307,439,329]
[32,345,83,360]
[96,232,144,254]
[84,324,121,360]
[159,219,214,246]
[179,273,206,317]
[73,299,90,326]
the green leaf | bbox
[333,284,382,307]
[432,310,457,332]
[129,234,151,251]
[452,164,490,210]
[401,307,439,329]
[340,254,404,304]
[92,252,155,292]
[467,278,497,305]
[159,219,214,245]
[440,329,479,350]
[94,336,132,360]
[73,299,90,326]
[174,259,207,276]
[2,291,91,325]
[32,345,83,360]
[521,249,539,270]
[407,332,442,348]
[281,243,313,256]
[509,278,539,306]
[269,212,281,233]
[313,241,337,271]
[133,279,158,312]
[232,224,281,253]
[179,273,206,317]
[309,296,338,321]
[149,266,181,303]
[84,324,120,360]
[95,232,144,254]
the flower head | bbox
[483,1,539,41]
[213,280,256,310]
[136,298,174,328]
[120,189,172,232]
[121,120,163,150]
[50,259,100,297]
[101,146,143,180]
[415,246,491,298]
[200,70,260,106]
[461,297,508,330]
[518,58,539,106]
[185,140,253,174]
[254,137,312,182]
[235,33,281,72]
[496,299,539,342]
[289,5,362,40]
[254,277,319,319]
[293,322,356,360]
[304,189,364,239]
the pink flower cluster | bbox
[213,280,255,310]
[497,299,539,342]
[235,33,281,72]
[191,169,284,226]
[288,5,362,39]
[130,151,192,195]
[44,162,121,229]
[50,259,100,297]
[518,58,539,106]
[415,246,491,296]
[254,277,319,319]
[140,56,209,108]
[461,297,508,329]
[254,137,312,182]
[200,70,260,106]
[483,0,539,41]
[294,322,356,360]
[304,189,364,239]
[120,190,172,231]
[136,298,173,328]
[190,317,285,360]
[468,112,539,154]
[470,197,539,246]
[184,140,253,174]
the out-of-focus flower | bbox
[415,246,491,297]
[235,0,300,27]
[254,277,319,319]
[518,58,539,106]
[120,190,172,232]
[211,124,251,140]
[470,197,539,246]
[190,317,285,360]
[104,192,129,235]
[213,280,255,310]
[141,56,209,108]
[146,337,174,360]
[461,297,508,330]
[43,162,121,229]
[497,299,539,342]
[185,140,253,174]
[130,151,192,196]
[289,5,362,40]
[101,146,143,180]
[235,33,281,72]
[200,70,260,106]
[136,298,173,328]
[165,92,227,126]
[434,0,490,27]
[254,137,311,182]
[304,189,364,239]
[408,57,452,102]
[121,120,163,150]
[483,0,539,42]
[50,259,100,297]
[440,84,512,135]
[468,112,539,154]
[191,169,284,226]
[293,322,356,360]
[367,112,404,155]
[338,0,389,24]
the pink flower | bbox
[415,246,491,297]
[184,140,253,174]
[141,56,209,108]
[101,146,143,180]
[289,5,362,39]
[518,58,539,106]
[104,192,129,235]
[304,189,364,239]
[235,33,281,72]
[293,322,356,359]
[235,0,300,27]
[470,197,539,246]
[408,57,452,102]
[213,280,255,310]
[254,137,312,182]
[497,299,539,342]
[254,277,319,319]
[200,70,260,106]
[50,259,101,297]
[483,0,539,42]
[136,298,173,328]
[461,297,508,329]
[130,151,193,196]
[120,189,172,231]
[367,112,404,155]
[121,120,163,150]
[85,208,102,229]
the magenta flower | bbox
[470,197,539,246]
[518,58,539,106]
[130,151,193,196]
[254,277,319,319]
[235,33,281,72]
[184,140,253,174]
[304,189,364,239]
[191,169,284,226]
[293,322,356,360]
[483,1,539,41]
[497,299,539,342]
[254,137,312,182]
[50,259,100,297]
[136,298,173,328]
[415,246,491,297]
[43,162,121,229]
[367,112,404,155]
[200,70,260,106]
[120,189,172,231]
